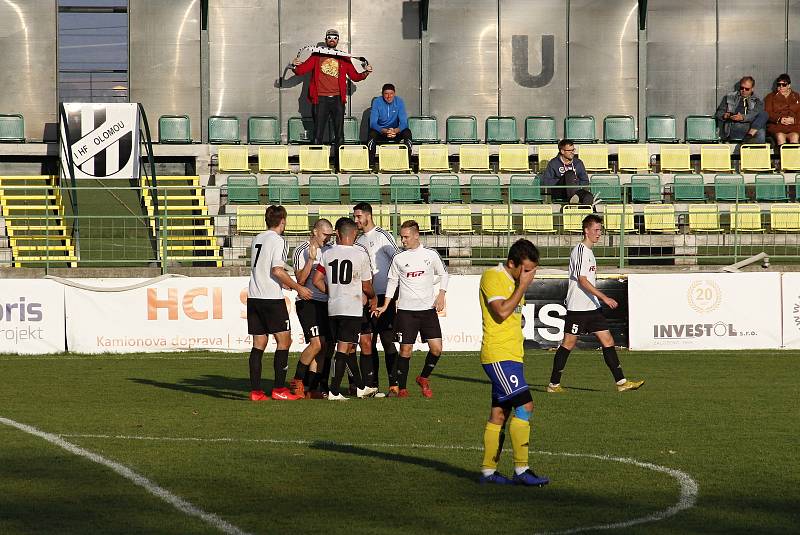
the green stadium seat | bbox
[646,115,678,143]
[590,174,622,203]
[796,174,800,201]
[684,115,719,143]
[343,116,360,144]
[755,174,788,202]
[470,175,502,203]
[226,175,260,203]
[390,175,422,203]
[308,175,341,204]
[208,115,240,144]
[349,175,381,203]
[446,115,479,143]
[247,116,280,144]
[673,174,706,202]
[267,175,300,204]
[524,116,558,144]
[509,174,542,203]
[429,174,461,203]
[158,115,191,143]
[0,114,24,143]
[485,116,518,143]
[288,116,314,144]
[603,115,637,143]
[564,115,597,143]
[629,174,662,203]
[409,116,440,143]
[713,174,746,202]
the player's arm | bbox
[432,251,449,312]
[486,269,535,322]
[360,253,377,310]
[293,244,317,286]
[578,276,618,309]
[376,259,399,316]
[272,266,312,300]
[312,264,328,294]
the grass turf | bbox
[0,350,797,534]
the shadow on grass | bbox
[528,384,602,393]
[128,375,262,400]
[431,373,490,385]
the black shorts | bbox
[330,315,362,345]
[361,294,395,334]
[394,308,442,345]
[564,308,608,336]
[296,300,331,341]
[247,298,290,335]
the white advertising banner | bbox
[781,273,800,349]
[0,280,65,354]
[629,273,782,350]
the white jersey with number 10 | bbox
[316,244,373,317]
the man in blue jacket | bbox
[367,83,412,167]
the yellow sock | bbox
[481,422,503,470]
[509,416,530,468]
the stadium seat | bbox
[459,144,491,172]
[158,115,191,143]
[522,205,556,233]
[739,144,773,172]
[343,116,360,144]
[630,174,662,203]
[287,116,313,144]
[267,175,300,204]
[390,175,422,203]
[398,205,433,232]
[299,145,331,173]
[237,206,266,233]
[408,116,440,143]
[0,114,24,142]
[537,144,558,171]
[659,144,693,172]
[509,174,542,203]
[579,145,610,172]
[225,175,260,204]
[646,115,678,143]
[308,175,341,204]
[373,204,393,230]
[247,116,280,144]
[417,144,451,172]
[498,144,531,172]
[700,144,733,172]
[470,175,502,203]
[208,116,240,144]
[217,145,249,172]
[338,145,371,173]
[796,175,800,201]
[349,175,381,203]
[673,174,706,202]
[644,204,678,233]
[319,206,351,225]
[779,144,800,171]
[755,174,788,201]
[284,206,310,235]
[590,174,622,203]
[562,205,593,233]
[429,174,462,203]
[446,115,479,143]
[258,146,291,172]
[564,115,597,143]
[440,205,474,234]
[481,207,513,233]
[769,203,800,231]
[713,174,746,202]
[617,144,651,172]
[525,116,558,144]
[685,115,718,143]
[729,204,764,232]
[688,204,722,232]
[603,115,637,143]
[603,204,635,233]
[378,144,411,172]
[485,116,519,143]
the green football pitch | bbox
[0,350,797,535]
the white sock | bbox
[481,469,495,477]
[616,378,627,386]
[514,466,529,476]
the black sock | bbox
[294,361,309,382]
[397,357,411,389]
[330,351,348,395]
[273,349,289,389]
[248,347,264,391]
[305,371,318,389]
[385,347,399,386]
[319,352,332,391]
[602,345,625,382]
[360,354,375,388]
[371,337,380,388]
[420,351,440,378]
[550,346,571,385]
[347,352,364,389]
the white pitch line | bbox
[0,418,252,535]
[60,432,698,534]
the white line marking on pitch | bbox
[0,418,252,535]
[60,432,699,534]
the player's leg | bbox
[291,336,320,397]
[395,343,413,397]
[415,310,443,398]
[358,331,375,390]
[315,338,334,395]
[549,312,580,392]
[270,330,299,400]
[594,329,644,392]
[392,310,417,397]
[507,391,548,486]
[246,298,270,401]
[479,362,514,484]
[330,338,355,399]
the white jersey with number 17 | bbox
[316,244,373,317]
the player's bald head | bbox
[314,218,333,232]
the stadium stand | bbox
[247,116,281,144]
[417,144,451,172]
[377,144,411,173]
[267,175,300,204]
[308,174,341,204]
[459,144,491,172]
[481,207,513,233]
[603,204,635,233]
[646,115,678,143]
[0,114,24,143]
[470,175,502,203]
[739,144,773,172]
[408,116,440,143]
[338,145,371,173]
[208,115,240,144]
[217,145,249,172]
[629,174,662,203]
[755,174,788,202]
[713,174,747,202]
[564,115,597,143]
[299,145,331,173]
[509,174,542,203]
[429,174,461,203]
[688,204,722,232]
[158,115,191,144]
[446,115,479,143]
[257,145,291,172]
[672,174,706,202]
[644,204,678,233]
[603,115,637,143]
[225,175,260,204]
[522,205,556,233]
[729,204,764,232]
[389,175,422,203]
[579,145,610,172]
[497,144,530,172]
[525,116,558,144]
[485,116,519,143]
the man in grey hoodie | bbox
[715,76,768,143]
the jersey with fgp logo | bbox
[385,246,449,311]
[566,242,601,311]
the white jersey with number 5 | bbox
[316,244,373,317]
[565,243,601,311]
[248,229,287,299]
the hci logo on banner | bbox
[60,103,140,179]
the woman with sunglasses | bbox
[765,73,800,146]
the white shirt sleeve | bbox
[360,251,372,281]
[271,236,287,269]
[385,257,400,297]
[432,251,449,291]
[579,246,592,278]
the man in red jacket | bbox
[291,29,372,154]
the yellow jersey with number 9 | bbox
[479,264,524,364]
